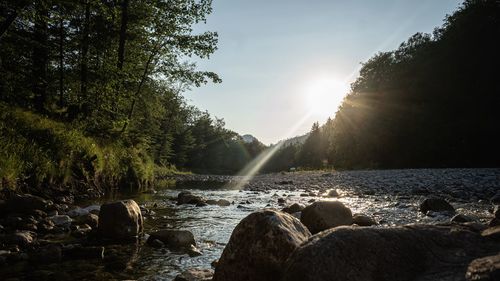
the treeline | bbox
[0,0,265,191]
[265,0,500,171]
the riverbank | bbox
[0,168,499,280]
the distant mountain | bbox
[275,133,308,147]
[241,134,258,143]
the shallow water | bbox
[2,169,497,280]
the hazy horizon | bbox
[186,0,462,145]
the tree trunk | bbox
[117,0,129,70]
[32,2,49,113]
[58,8,64,108]
[80,0,90,102]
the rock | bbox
[206,199,231,207]
[1,231,35,247]
[148,239,164,248]
[147,230,195,249]
[419,197,455,214]
[282,225,500,281]
[177,192,205,205]
[466,253,500,281]
[277,198,286,204]
[48,215,72,226]
[352,214,377,226]
[482,226,500,240]
[494,205,500,219]
[67,207,89,218]
[74,213,99,229]
[325,189,339,197]
[213,210,311,281]
[282,203,305,214]
[83,205,100,215]
[188,244,202,257]
[211,259,219,268]
[71,224,92,237]
[2,194,49,213]
[451,214,473,223]
[300,201,353,234]
[174,268,214,281]
[97,200,143,241]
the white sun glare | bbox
[305,78,350,116]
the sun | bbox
[305,78,350,116]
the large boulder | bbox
[300,201,352,234]
[97,200,143,241]
[282,225,500,281]
[147,230,195,249]
[213,210,311,281]
[419,197,455,214]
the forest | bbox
[264,0,500,171]
[1,0,499,194]
[0,0,265,193]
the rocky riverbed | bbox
[1,168,499,280]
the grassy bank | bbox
[0,104,154,196]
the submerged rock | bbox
[300,201,352,234]
[282,225,500,281]
[147,230,195,249]
[213,210,310,281]
[419,197,455,214]
[97,200,143,241]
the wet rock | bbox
[147,230,195,249]
[1,231,35,247]
[277,198,286,204]
[188,244,202,257]
[74,213,99,229]
[282,203,305,214]
[48,215,72,226]
[325,189,339,197]
[482,226,500,240]
[466,253,500,281]
[451,214,473,223]
[352,214,377,226]
[282,225,500,281]
[148,239,164,248]
[67,207,89,218]
[97,200,143,241]
[83,205,100,215]
[419,197,455,214]
[206,199,231,207]
[174,268,214,281]
[300,201,352,234]
[213,210,311,281]
[494,205,500,219]
[177,192,205,205]
[71,224,92,237]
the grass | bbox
[0,103,154,193]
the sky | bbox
[186,0,463,145]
